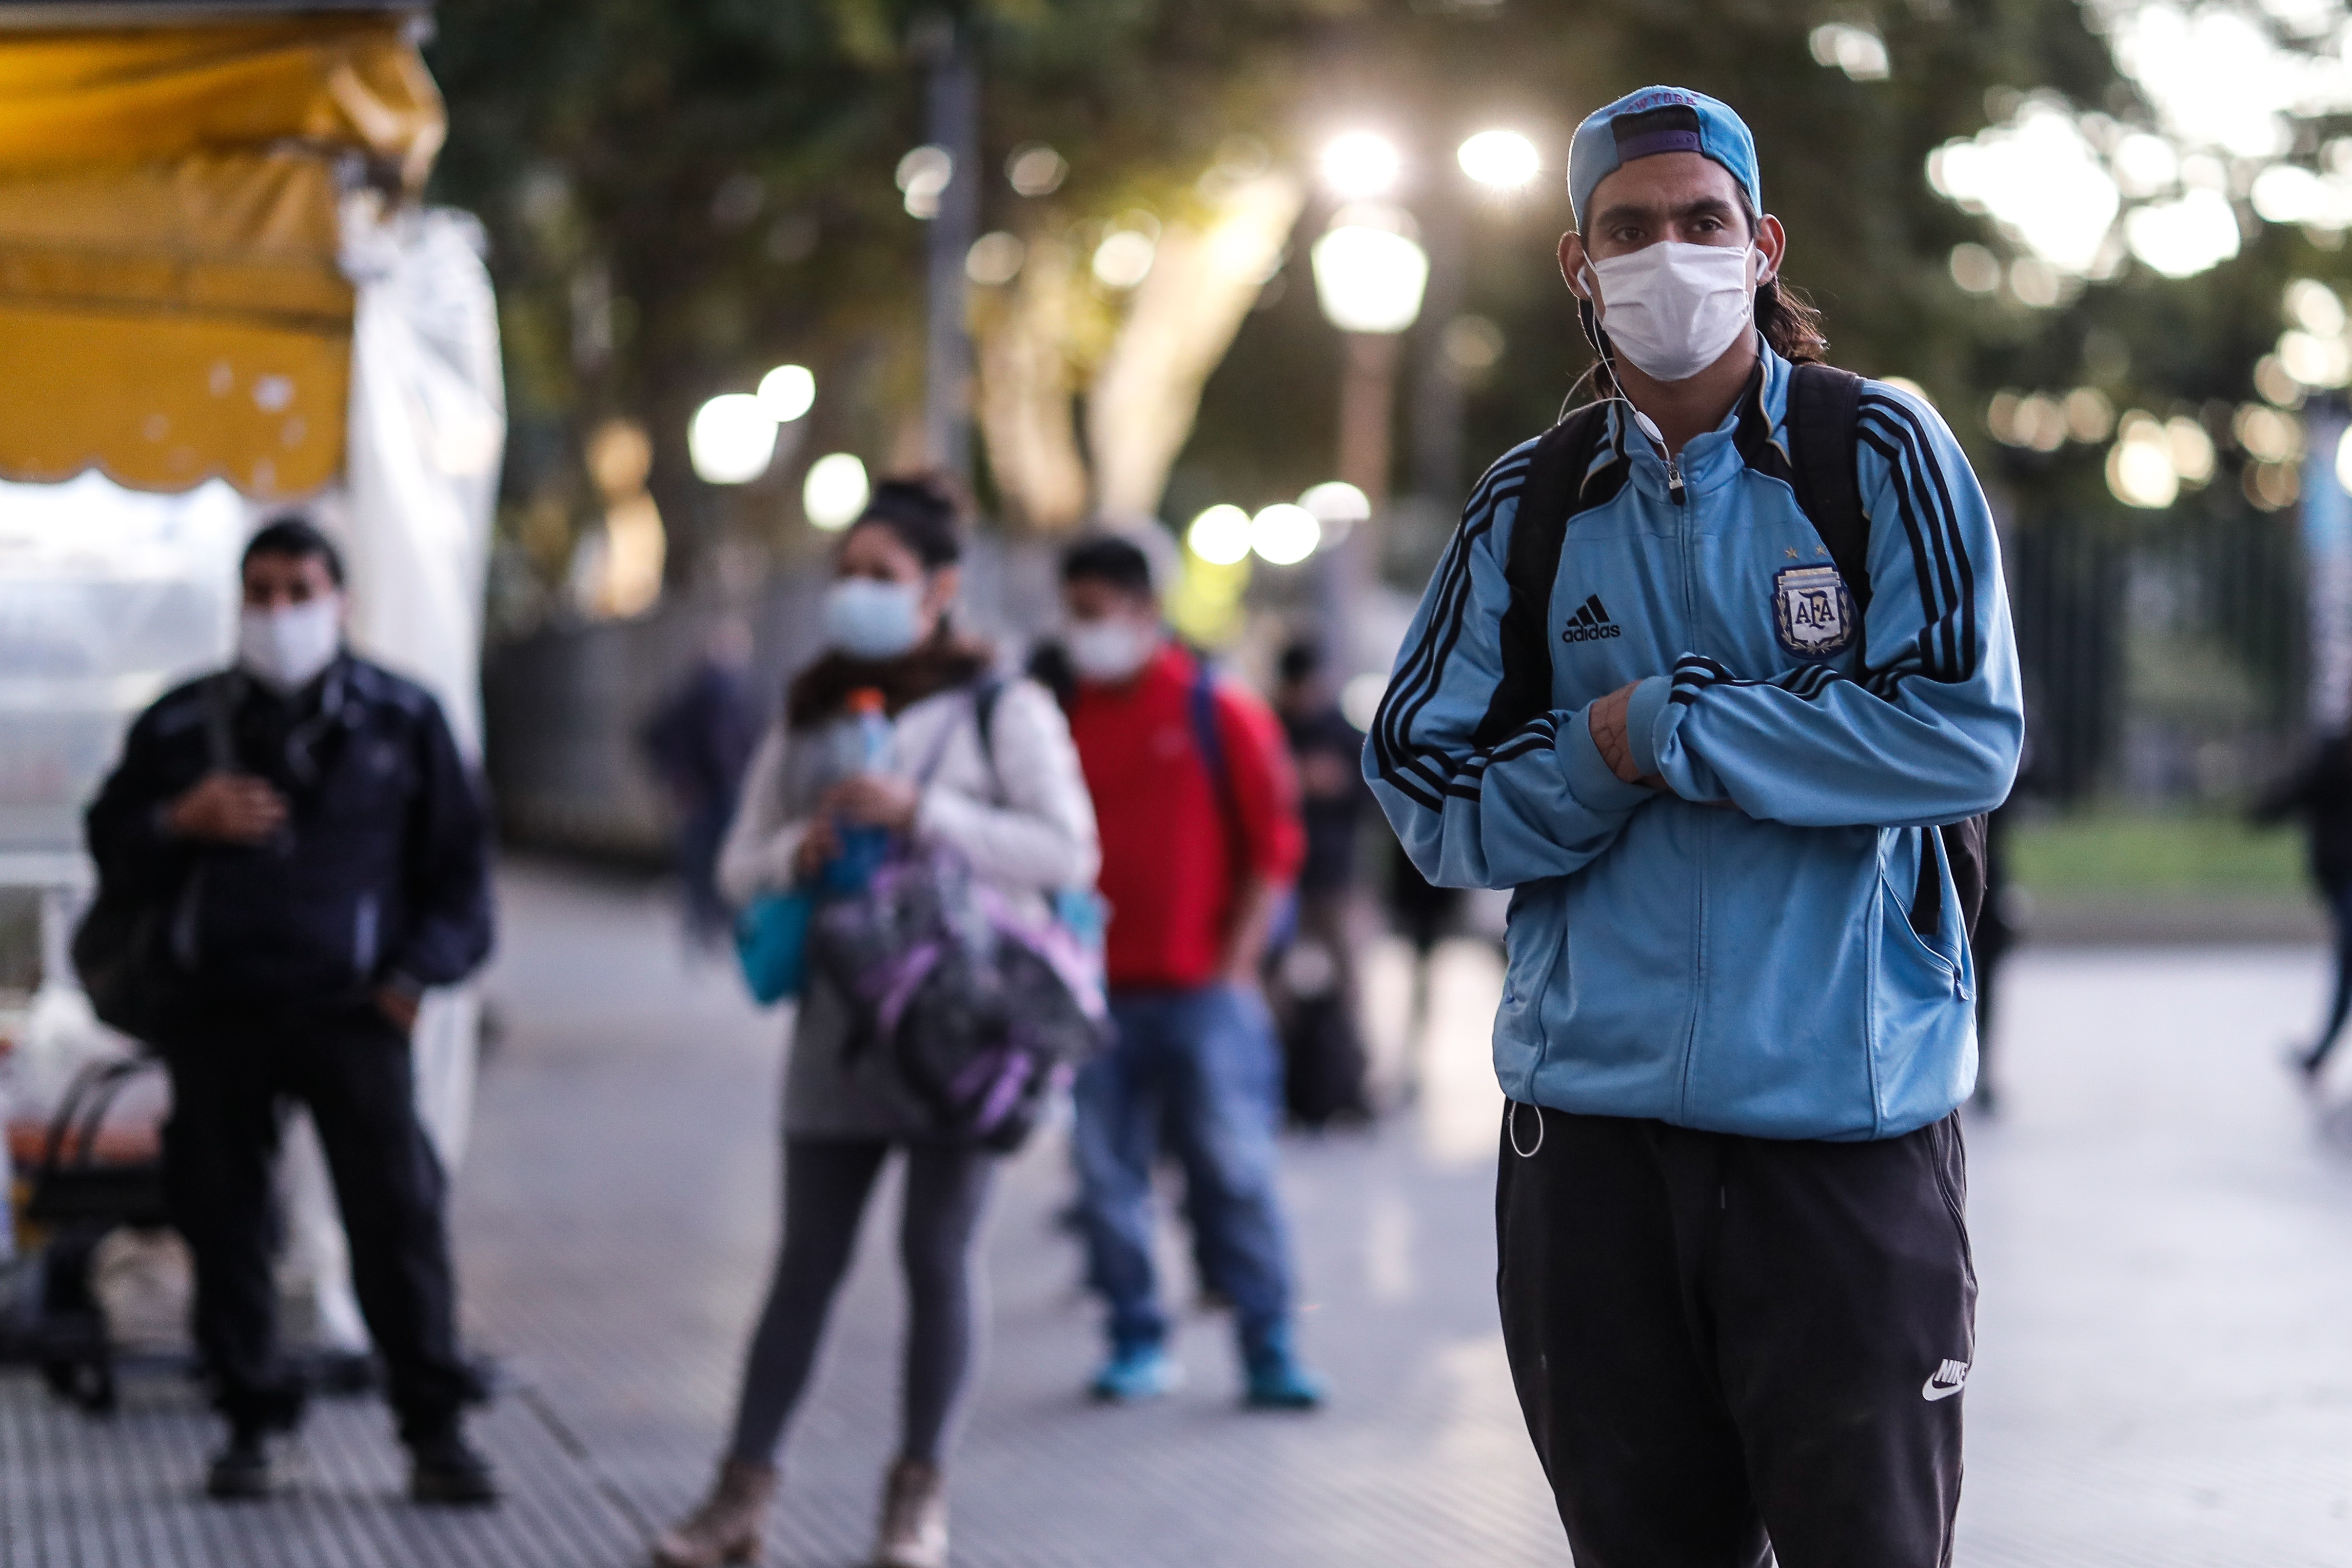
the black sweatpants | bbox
[1495,1104,1975,1568]
[160,1006,473,1442]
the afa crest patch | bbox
[1772,565,1856,662]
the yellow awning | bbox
[0,14,444,500]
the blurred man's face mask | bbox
[238,596,342,694]
[1065,614,1156,683]
[1586,241,1756,384]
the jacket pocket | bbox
[1870,869,1977,1133]
[1497,886,1565,1093]
[1880,868,1964,998]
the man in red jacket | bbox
[1057,535,1323,1408]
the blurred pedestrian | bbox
[1269,640,1374,1125]
[83,517,498,1505]
[653,477,1098,1568]
[1367,89,2021,1566]
[1055,535,1325,1409]
[639,618,760,946]
[2254,731,2352,1080]
[1383,836,1463,1104]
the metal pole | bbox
[1322,330,1401,676]
[1336,331,1401,507]
[922,20,979,480]
[1409,180,1467,505]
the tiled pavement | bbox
[8,861,2352,1566]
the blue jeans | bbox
[1073,983,1296,1357]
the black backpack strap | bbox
[1473,403,1614,746]
[1786,362,1870,615]
[940,674,1007,802]
[1791,366,1993,946]
[971,674,1005,765]
[1189,664,1247,868]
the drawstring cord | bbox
[1508,1100,1545,1159]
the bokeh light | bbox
[1457,130,1539,190]
[1808,22,1889,81]
[1319,132,1403,201]
[896,146,953,219]
[2234,404,2303,465]
[1311,212,1430,334]
[965,232,1026,286]
[1928,105,2119,276]
[756,364,815,423]
[1249,503,1322,566]
[1186,504,1252,566]
[803,452,869,530]
[687,394,778,485]
[1092,229,1157,289]
[2165,416,2216,487]
[2286,279,2346,336]
[2106,412,2179,510]
[2065,388,2116,443]
[2123,189,2240,278]
[1948,244,2002,294]
[1299,481,1372,546]
[1005,143,1067,197]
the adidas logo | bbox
[1562,594,1624,644]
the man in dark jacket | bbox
[84,518,497,1504]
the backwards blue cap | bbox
[1568,86,1762,230]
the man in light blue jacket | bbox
[1367,86,2021,1567]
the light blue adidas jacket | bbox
[1366,344,2023,1141]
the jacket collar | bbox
[1607,337,1790,501]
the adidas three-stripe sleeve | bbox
[1647,385,2023,829]
[1364,444,1652,891]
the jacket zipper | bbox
[1631,406,1687,506]
[1675,475,1705,1115]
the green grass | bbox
[2008,810,2308,899]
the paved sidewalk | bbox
[9,861,2352,1566]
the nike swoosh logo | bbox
[1921,1376,1966,1402]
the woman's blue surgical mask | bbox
[824,578,924,660]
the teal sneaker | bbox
[1243,1343,1326,1410]
[1089,1343,1181,1403]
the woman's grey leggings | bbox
[726,1137,997,1468]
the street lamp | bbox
[1457,129,1540,191]
[1319,131,1404,202]
[1309,202,1429,507]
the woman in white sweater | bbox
[654,478,1098,1568]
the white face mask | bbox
[1065,617,1157,683]
[824,578,925,661]
[1587,241,1757,383]
[238,598,342,694]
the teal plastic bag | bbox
[735,887,815,1004]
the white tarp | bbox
[275,203,504,1351]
